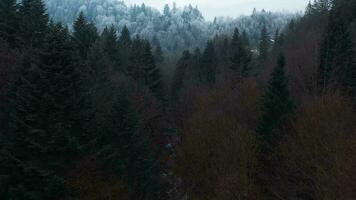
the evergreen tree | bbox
[258,54,294,142]
[118,25,132,70]
[230,28,252,75]
[128,38,165,104]
[101,25,119,65]
[141,41,166,104]
[190,47,202,85]
[2,23,85,199]
[154,43,164,64]
[18,0,48,48]
[73,12,98,59]
[258,24,270,65]
[230,28,241,71]
[200,40,217,85]
[318,0,356,96]
[171,50,191,101]
[96,85,161,199]
[128,36,144,81]
[0,0,19,48]
[119,25,132,48]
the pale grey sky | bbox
[124,0,309,20]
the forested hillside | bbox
[45,0,298,52]
[0,0,355,199]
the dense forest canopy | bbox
[44,0,299,52]
[0,0,355,199]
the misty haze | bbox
[0,0,355,199]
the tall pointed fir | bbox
[230,28,252,76]
[118,25,132,71]
[141,40,166,104]
[258,24,270,65]
[96,85,161,200]
[200,40,217,85]
[171,50,191,101]
[230,28,241,71]
[318,0,355,96]
[154,42,164,64]
[2,23,86,199]
[0,0,19,48]
[18,0,48,49]
[73,12,98,59]
[101,25,119,66]
[258,54,294,143]
[128,36,144,82]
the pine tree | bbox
[73,12,98,59]
[230,28,241,71]
[118,25,132,48]
[154,43,164,64]
[0,0,19,48]
[101,25,119,65]
[200,40,217,85]
[230,28,252,75]
[171,50,191,101]
[118,25,132,70]
[258,54,294,142]
[141,41,166,104]
[128,36,144,81]
[318,0,356,96]
[2,23,85,199]
[192,47,202,84]
[96,85,161,199]
[258,24,270,65]
[18,0,48,48]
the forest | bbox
[0,0,355,199]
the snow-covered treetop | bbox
[44,0,300,53]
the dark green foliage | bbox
[2,23,84,199]
[96,86,161,199]
[128,36,144,82]
[118,25,132,69]
[101,25,119,65]
[171,50,191,101]
[141,41,166,104]
[318,0,356,96]
[230,28,252,75]
[128,37,166,104]
[18,0,49,48]
[0,0,19,48]
[258,54,294,142]
[199,40,217,85]
[258,25,270,65]
[73,12,98,59]
[119,25,132,48]
[154,43,164,64]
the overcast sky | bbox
[124,0,309,20]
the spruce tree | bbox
[118,25,132,70]
[96,86,161,199]
[230,28,252,75]
[18,0,48,49]
[2,23,85,199]
[101,25,119,65]
[230,28,241,71]
[154,43,164,64]
[73,12,98,59]
[258,24,270,65]
[171,50,191,101]
[0,0,19,48]
[318,0,356,96]
[141,41,166,104]
[200,40,217,85]
[128,36,144,81]
[258,54,294,142]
